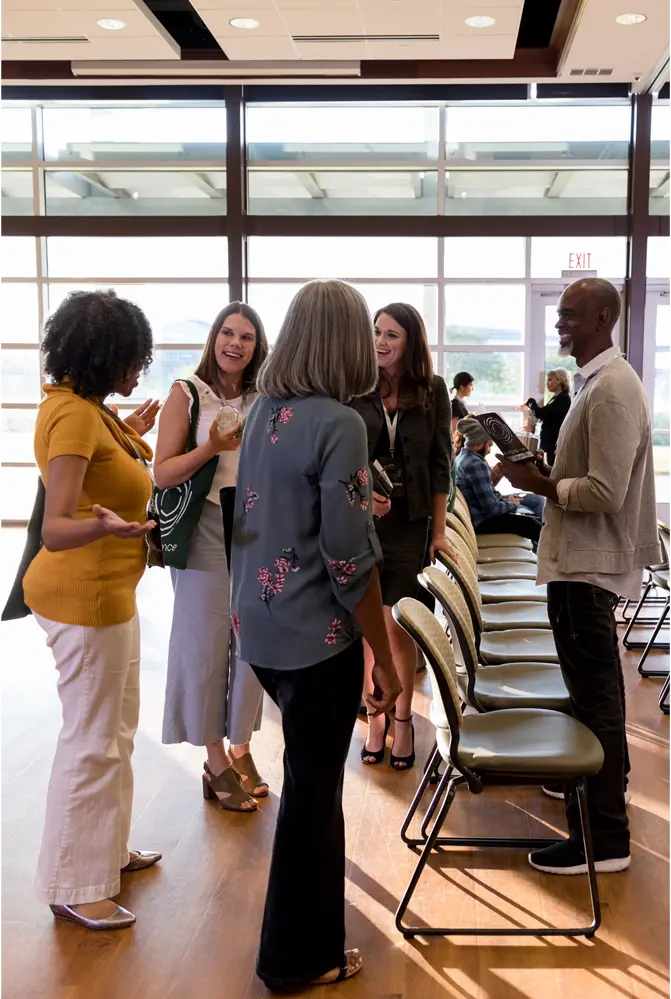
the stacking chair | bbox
[453,488,535,555]
[420,567,567,712]
[438,535,550,632]
[444,527,547,612]
[392,597,604,939]
[446,513,538,582]
[623,524,670,678]
[422,564,559,671]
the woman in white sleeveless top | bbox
[154,303,269,812]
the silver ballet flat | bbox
[50,903,136,930]
[121,850,162,873]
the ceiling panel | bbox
[1,0,180,60]
[560,0,669,85]
[222,35,299,58]
[190,0,525,62]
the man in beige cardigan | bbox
[502,278,660,876]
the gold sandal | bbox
[202,762,257,812]
[310,949,363,985]
[230,752,269,798]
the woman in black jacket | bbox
[524,368,572,466]
[351,303,455,771]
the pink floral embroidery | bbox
[340,468,370,511]
[259,548,299,609]
[243,487,258,515]
[231,612,241,639]
[328,559,357,587]
[325,618,342,645]
[267,406,294,444]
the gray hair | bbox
[548,368,572,393]
[256,280,378,403]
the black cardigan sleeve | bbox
[429,375,453,496]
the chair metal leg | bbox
[637,599,670,677]
[623,581,653,644]
[575,779,601,937]
[396,778,602,939]
[400,745,442,846]
[659,675,670,715]
[419,765,454,843]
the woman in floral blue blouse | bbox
[230,280,401,991]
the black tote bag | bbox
[2,477,46,621]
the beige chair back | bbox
[393,598,463,734]
[446,511,478,559]
[421,566,480,671]
[435,541,482,633]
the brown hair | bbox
[194,302,268,394]
[257,280,377,403]
[373,302,434,411]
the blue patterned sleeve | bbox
[318,408,382,613]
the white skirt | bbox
[162,500,263,746]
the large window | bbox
[0,233,229,514]
[245,101,632,217]
[650,102,670,216]
[444,104,631,216]
[247,104,439,216]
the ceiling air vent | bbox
[2,35,90,43]
[569,67,614,76]
[292,33,440,42]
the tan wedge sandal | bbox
[230,752,269,798]
[202,762,257,812]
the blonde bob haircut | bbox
[548,367,572,393]
[257,280,378,403]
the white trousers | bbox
[33,611,140,905]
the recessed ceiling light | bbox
[97,18,126,30]
[229,17,260,29]
[615,12,647,24]
[464,15,496,28]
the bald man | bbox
[502,278,660,877]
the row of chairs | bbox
[388,492,604,939]
[622,523,670,713]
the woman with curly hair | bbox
[23,289,161,931]
[154,303,269,813]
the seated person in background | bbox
[455,417,542,543]
[523,368,572,467]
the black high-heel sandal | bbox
[390,714,415,771]
[361,712,391,765]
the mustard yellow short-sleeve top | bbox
[23,383,153,628]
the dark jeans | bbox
[475,511,542,543]
[547,582,630,858]
[251,641,364,990]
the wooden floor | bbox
[2,528,669,999]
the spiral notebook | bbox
[475,413,535,463]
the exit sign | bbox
[567,252,593,269]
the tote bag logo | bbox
[157,480,193,539]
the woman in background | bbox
[23,290,160,931]
[450,371,475,434]
[154,303,269,813]
[523,368,572,466]
[352,303,454,771]
[230,280,400,989]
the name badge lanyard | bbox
[384,407,399,459]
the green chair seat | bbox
[473,663,569,712]
[480,580,547,603]
[480,628,559,664]
[482,601,550,631]
[477,534,533,551]
[477,547,537,564]
[439,708,604,777]
[478,562,537,582]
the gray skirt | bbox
[162,500,263,747]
